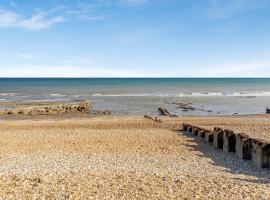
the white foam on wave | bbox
[92,93,159,97]
[92,91,270,98]
[0,93,17,96]
[179,92,223,97]
[179,92,270,97]
[50,94,66,97]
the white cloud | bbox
[65,3,109,21]
[120,0,150,6]
[0,2,111,30]
[0,8,64,30]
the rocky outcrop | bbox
[144,114,162,123]
[0,100,92,116]
[158,108,178,117]
[93,110,112,116]
[173,102,213,113]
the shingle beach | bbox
[0,116,269,199]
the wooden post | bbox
[213,127,224,149]
[223,129,236,153]
[236,133,252,160]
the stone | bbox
[78,100,92,113]
[158,108,172,117]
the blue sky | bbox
[0,0,270,77]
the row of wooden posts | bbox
[182,123,270,169]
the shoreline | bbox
[0,99,269,118]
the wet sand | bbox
[0,116,269,199]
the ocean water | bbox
[0,78,270,116]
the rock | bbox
[94,110,112,116]
[18,110,24,115]
[158,108,172,116]
[144,115,162,123]
[103,110,111,115]
[266,108,270,114]
[78,100,92,113]
[155,117,162,123]
[6,110,14,115]
[0,100,93,116]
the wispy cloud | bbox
[206,0,265,19]
[0,2,109,30]
[120,0,150,6]
[0,8,64,30]
[65,3,109,21]
[0,0,156,30]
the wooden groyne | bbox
[182,123,270,169]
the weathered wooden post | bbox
[188,125,193,134]
[182,123,188,132]
[223,129,236,153]
[252,139,270,168]
[213,127,224,149]
[198,128,206,138]
[205,129,214,144]
[192,126,199,136]
[236,133,252,160]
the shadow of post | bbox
[180,131,270,184]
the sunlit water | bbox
[1,78,270,116]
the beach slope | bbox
[0,116,269,199]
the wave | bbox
[50,94,66,97]
[182,92,270,97]
[91,92,270,97]
[92,93,159,97]
[1,92,270,99]
[0,93,17,96]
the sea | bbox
[0,78,270,116]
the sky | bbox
[0,0,270,77]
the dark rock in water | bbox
[266,108,270,114]
[94,110,112,115]
[172,102,213,113]
[158,108,172,116]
